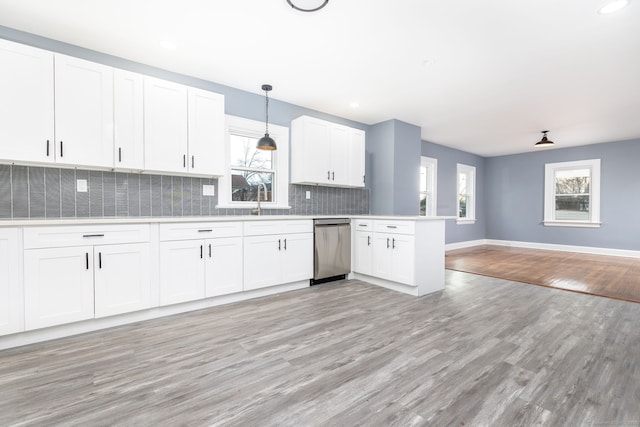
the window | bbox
[457,163,476,224]
[217,115,290,209]
[544,159,600,227]
[420,157,437,216]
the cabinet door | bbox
[94,243,151,318]
[0,229,23,336]
[24,246,94,330]
[281,233,313,284]
[144,77,188,174]
[159,240,205,305]
[243,235,281,290]
[348,129,366,187]
[353,231,373,275]
[205,237,243,297]
[0,39,54,164]
[114,69,144,170]
[390,234,415,286]
[54,54,113,168]
[372,234,393,281]
[329,124,350,186]
[188,88,225,176]
[291,116,331,185]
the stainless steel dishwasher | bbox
[313,218,351,284]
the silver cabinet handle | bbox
[284,238,287,250]
[83,234,105,238]
[332,171,335,181]
[198,229,213,233]
[46,140,50,157]
[118,147,122,163]
[386,238,390,249]
[60,141,64,157]
[98,252,102,269]
[183,154,186,168]
[191,156,195,169]
[209,243,212,258]
[392,238,396,249]
[85,252,89,270]
[200,245,203,259]
[327,171,331,180]
[278,239,281,251]
[386,225,397,229]
[367,236,371,246]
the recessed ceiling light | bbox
[598,0,630,14]
[349,102,359,108]
[160,40,177,50]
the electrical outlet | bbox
[306,190,311,200]
[203,184,215,196]
[77,179,88,192]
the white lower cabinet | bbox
[353,229,373,276]
[23,224,152,330]
[159,240,206,305]
[159,222,243,305]
[0,228,24,336]
[94,243,151,318]
[372,233,415,285]
[353,219,446,296]
[24,246,95,330]
[243,220,313,291]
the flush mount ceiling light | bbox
[286,0,329,12]
[257,84,277,151]
[535,130,555,147]
[598,0,630,14]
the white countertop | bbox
[0,215,454,227]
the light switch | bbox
[306,191,311,200]
[77,179,88,192]
[203,184,215,196]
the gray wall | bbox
[0,26,370,219]
[367,121,395,215]
[422,141,486,244]
[393,121,422,216]
[367,120,422,216]
[485,138,640,251]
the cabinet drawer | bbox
[244,220,313,236]
[159,221,242,241]
[23,224,150,249]
[373,220,415,235]
[353,219,373,231]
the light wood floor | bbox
[2,273,640,426]
[446,245,640,303]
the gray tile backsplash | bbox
[0,165,369,220]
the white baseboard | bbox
[446,239,640,259]
[445,239,487,251]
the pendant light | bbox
[286,0,329,12]
[257,84,277,151]
[535,130,555,147]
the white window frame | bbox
[217,115,290,209]
[457,163,476,224]
[544,159,600,228]
[420,156,438,216]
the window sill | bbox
[456,219,476,225]
[543,220,601,228]
[215,204,291,210]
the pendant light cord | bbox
[265,89,270,135]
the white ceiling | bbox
[1,0,639,156]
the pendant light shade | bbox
[535,130,554,147]
[257,84,277,151]
[286,0,329,12]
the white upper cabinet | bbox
[54,54,114,168]
[113,69,144,170]
[291,115,366,188]
[0,39,54,164]
[143,77,189,174]
[187,88,225,176]
[144,79,226,177]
